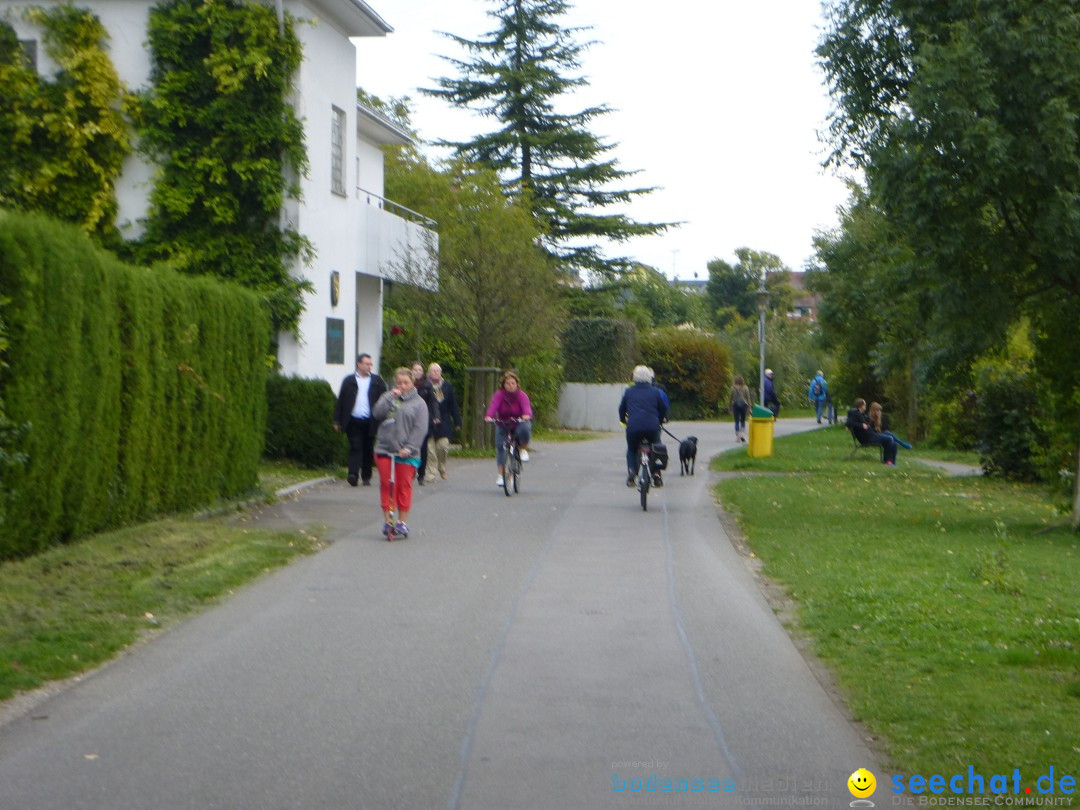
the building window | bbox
[326,318,345,364]
[18,39,37,71]
[330,106,346,196]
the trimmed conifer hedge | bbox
[562,318,637,383]
[0,211,269,559]
[265,375,345,468]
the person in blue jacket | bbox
[807,370,828,424]
[619,365,669,488]
[763,369,780,416]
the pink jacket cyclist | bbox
[484,370,533,487]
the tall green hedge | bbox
[562,318,637,383]
[0,294,26,535]
[0,211,269,558]
[265,375,345,468]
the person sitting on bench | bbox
[847,398,898,465]
[868,401,912,450]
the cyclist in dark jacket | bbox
[619,365,669,487]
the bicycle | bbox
[494,418,524,497]
[632,435,669,511]
[636,438,653,511]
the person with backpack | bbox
[728,375,752,442]
[808,371,828,424]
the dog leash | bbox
[661,425,683,444]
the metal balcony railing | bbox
[356,186,437,230]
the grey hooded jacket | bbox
[373,389,430,459]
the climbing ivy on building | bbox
[0,7,131,238]
[134,0,311,333]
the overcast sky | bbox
[354,0,853,280]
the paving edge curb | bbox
[274,477,336,498]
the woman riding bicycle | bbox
[484,370,533,488]
[618,365,669,488]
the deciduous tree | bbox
[382,148,562,370]
[819,0,1080,523]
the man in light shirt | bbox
[333,353,387,486]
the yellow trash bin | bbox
[748,405,775,458]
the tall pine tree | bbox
[424,0,670,278]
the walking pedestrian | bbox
[763,369,781,417]
[426,363,461,482]
[808,371,828,424]
[411,362,438,485]
[333,353,387,486]
[729,375,752,442]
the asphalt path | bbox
[0,418,880,809]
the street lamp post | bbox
[756,285,770,405]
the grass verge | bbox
[0,518,324,703]
[533,426,603,442]
[259,459,338,493]
[712,427,1079,777]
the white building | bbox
[2,0,437,384]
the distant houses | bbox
[670,271,820,320]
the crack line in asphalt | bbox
[445,503,570,810]
[661,495,759,810]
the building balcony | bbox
[356,186,438,291]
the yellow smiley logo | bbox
[848,768,877,798]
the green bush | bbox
[265,375,345,468]
[562,318,637,383]
[925,391,980,451]
[0,211,269,559]
[641,327,732,419]
[974,354,1043,481]
[510,348,563,429]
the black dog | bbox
[679,436,698,476]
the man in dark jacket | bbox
[763,368,780,416]
[333,353,387,486]
[619,365,669,487]
[846,398,897,465]
[425,363,462,482]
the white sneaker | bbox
[496,475,504,487]
[519,449,529,462]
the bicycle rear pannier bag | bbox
[651,442,669,471]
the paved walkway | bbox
[0,419,880,809]
[911,457,982,476]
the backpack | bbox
[812,380,823,397]
[732,387,745,407]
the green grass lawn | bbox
[0,517,324,702]
[712,428,1079,777]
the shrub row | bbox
[0,211,269,559]
[641,328,732,420]
[265,375,345,468]
[562,318,637,383]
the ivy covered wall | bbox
[0,6,131,239]
[132,0,311,334]
[0,0,311,334]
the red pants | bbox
[375,455,416,513]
